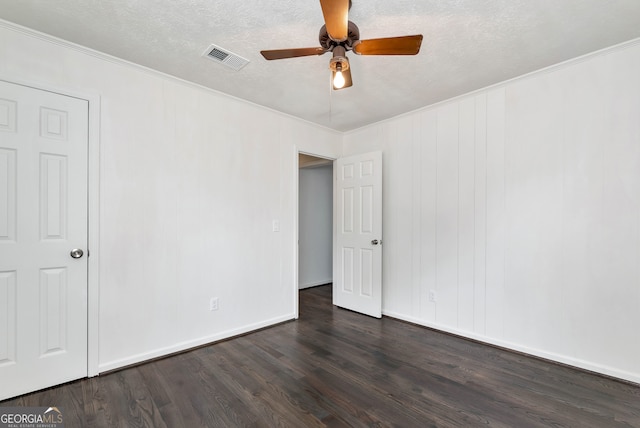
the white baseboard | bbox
[383,309,640,385]
[98,313,295,373]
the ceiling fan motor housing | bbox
[319,21,360,51]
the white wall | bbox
[3,19,639,384]
[298,164,333,289]
[0,22,342,372]
[344,40,640,383]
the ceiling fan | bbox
[260,0,423,90]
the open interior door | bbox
[333,151,382,318]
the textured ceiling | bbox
[1,1,640,131]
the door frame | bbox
[0,75,101,377]
[292,146,335,319]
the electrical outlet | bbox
[209,297,219,311]
[428,290,437,303]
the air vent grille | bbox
[208,48,229,61]
[202,44,249,71]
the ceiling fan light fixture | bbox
[329,46,349,72]
[329,51,349,89]
[329,57,349,72]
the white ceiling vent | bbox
[202,44,249,71]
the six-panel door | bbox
[0,80,88,400]
[334,151,382,318]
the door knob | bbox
[70,249,84,259]
[371,239,379,245]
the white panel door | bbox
[334,151,382,318]
[0,80,88,400]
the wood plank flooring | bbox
[3,285,640,427]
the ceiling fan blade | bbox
[353,35,423,55]
[332,67,353,90]
[319,0,350,41]
[261,47,326,60]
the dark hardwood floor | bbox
[3,285,640,427]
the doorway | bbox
[295,150,384,318]
[298,153,333,313]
